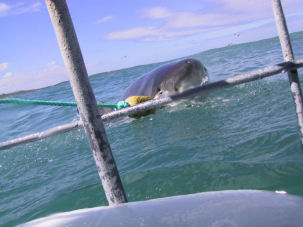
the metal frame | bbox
[0,0,302,205]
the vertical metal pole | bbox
[45,0,127,205]
[272,0,303,147]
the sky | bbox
[0,0,303,94]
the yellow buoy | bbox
[125,96,156,118]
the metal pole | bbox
[45,0,127,205]
[272,0,303,147]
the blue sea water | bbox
[0,31,303,226]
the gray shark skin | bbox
[121,58,208,100]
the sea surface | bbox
[1,31,303,226]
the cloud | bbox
[0,2,10,13]
[0,62,68,94]
[104,6,260,41]
[105,6,240,41]
[0,62,9,71]
[96,15,113,24]
[0,1,42,17]
[106,27,158,40]
[142,7,171,19]
[106,26,213,41]
[214,0,272,16]
[107,25,200,40]
[212,0,303,20]
[2,72,12,79]
[104,0,303,42]
[143,7,240,29]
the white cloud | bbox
[0,3,10,13]
[165,12,239,29]
[143,7,239,29]
[0,62,9,71]
[142,28,209,41]
[0,62,68,94]
[96,15,113,24]
[104,7,254,41]
[212,0,303,19]
[0,1,42,17]
[142,7,171,19]
[106,25,215,42]
[2,72,12,79]
[105,6,238,41]
[106,27,157,40]
[104,0,303,42]
[215,0,271,15]
[14,2,42,14]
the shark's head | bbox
[121,58,209,100]
[155,58,208,97]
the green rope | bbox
[0,98,130,110]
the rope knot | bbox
[115,101,130,110]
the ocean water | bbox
[1,31,303,226]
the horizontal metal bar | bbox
[102,59,303,120]
[1,58,303,151]
[0,121,81,150]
